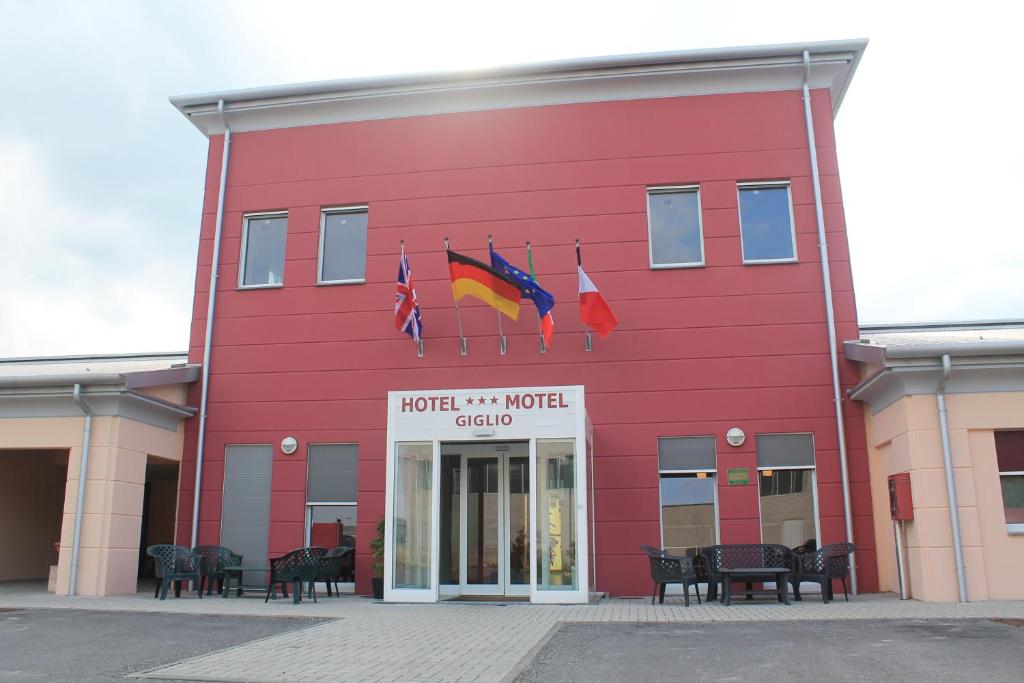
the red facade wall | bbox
[175,88,879,596]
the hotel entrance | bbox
[439,442,530,598]
[384,385,591,604]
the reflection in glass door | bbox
[506,456,530,590]
[440,442,530,597]
[466,457,500,586]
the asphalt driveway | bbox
[0,608,326,682]
[519,619,1024,682]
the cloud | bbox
[0,138,193,355]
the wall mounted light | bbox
[281,436,298,455]
[725,427,746,447]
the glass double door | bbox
[440,442,530,597]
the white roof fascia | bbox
[171,39,868,137]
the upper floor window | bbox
[738,182,797,264]
[647,186,703,268]
[240,213,287,287]
[995,431,1024,532]
[319,206,369,284]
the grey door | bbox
[221,445,272,586]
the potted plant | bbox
[370,516,385,599]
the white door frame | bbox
[385,385,588,604]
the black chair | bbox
[641,545,701,607]
[266,547,323,604]
[322,547,354,596]
[790,542,855,603]
[147,544,202,600]
[191,545,244,596]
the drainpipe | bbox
[69,383,93,596]
[802,50,857,593]
[936,353,968,602]
[191,99,232,549]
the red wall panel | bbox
[177,87,878,596]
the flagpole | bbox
[401,240,424,358]
[445,237,468,356]
[526,241,546,353]
[577,238,592,352]
[489,234,507,355]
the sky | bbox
[0,0,1021,357]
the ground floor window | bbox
[756,433,818,549]
[995,431,1024,531]
[536,439,576,590]
[658,436,718,555]
[393,442,433,589]
[305,444,358,586]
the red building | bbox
[172,39,878,602]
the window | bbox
[756,433,818,548]
[658,436,718,555]
[240,213,287,287]
[995,431,1024,532]
[306,444,358,586]
[738,182,796,263]
[647,186,704,268]
[319,207,369,284]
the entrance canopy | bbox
[384,385,592,604]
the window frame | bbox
[238,211,289,289]
[317,205,370,286]
[646,184,705,269]
[736,180,798,265]
[657,434,720,553]
[755,430,820,546]
[999,471,1024,534]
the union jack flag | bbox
[395,244,422,342]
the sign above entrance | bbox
[388,386,582,440]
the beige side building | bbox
[0,353,197,596]
[846,322,1024,602]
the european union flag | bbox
[489,246,555,319]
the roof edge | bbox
[171,38,868,137]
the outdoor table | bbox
[719,567,790,606]
[221,564,245,598]
[255,566,306,604]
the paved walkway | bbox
[5,583,1024,682]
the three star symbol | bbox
[465,395,500,405]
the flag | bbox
[447,249,521,320]
[490,244,555,347]
[578,265,618,338]
[394,245,422,341]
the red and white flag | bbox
[577,264,618,338]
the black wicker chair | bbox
[321,547,355,596]
[191,545,244,596]
[147,544,202,600]
[701,544,794,603]
[266,547,324,604]
[790,543,855,603]
[641,546,701,607]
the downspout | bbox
[69,384,93,596]
[802,50,857,593]
[191,99,232,549]
[936,354,969,602]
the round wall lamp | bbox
[725,428,746,447]
[280,436,298,455]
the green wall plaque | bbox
[727,467,749,486]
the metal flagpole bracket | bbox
[576,238,592,352]
[527,240,547,354]
[489,234,507,355]
[446,237,468,356]
[417,339,424,358]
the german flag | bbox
[447,249,521,320]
